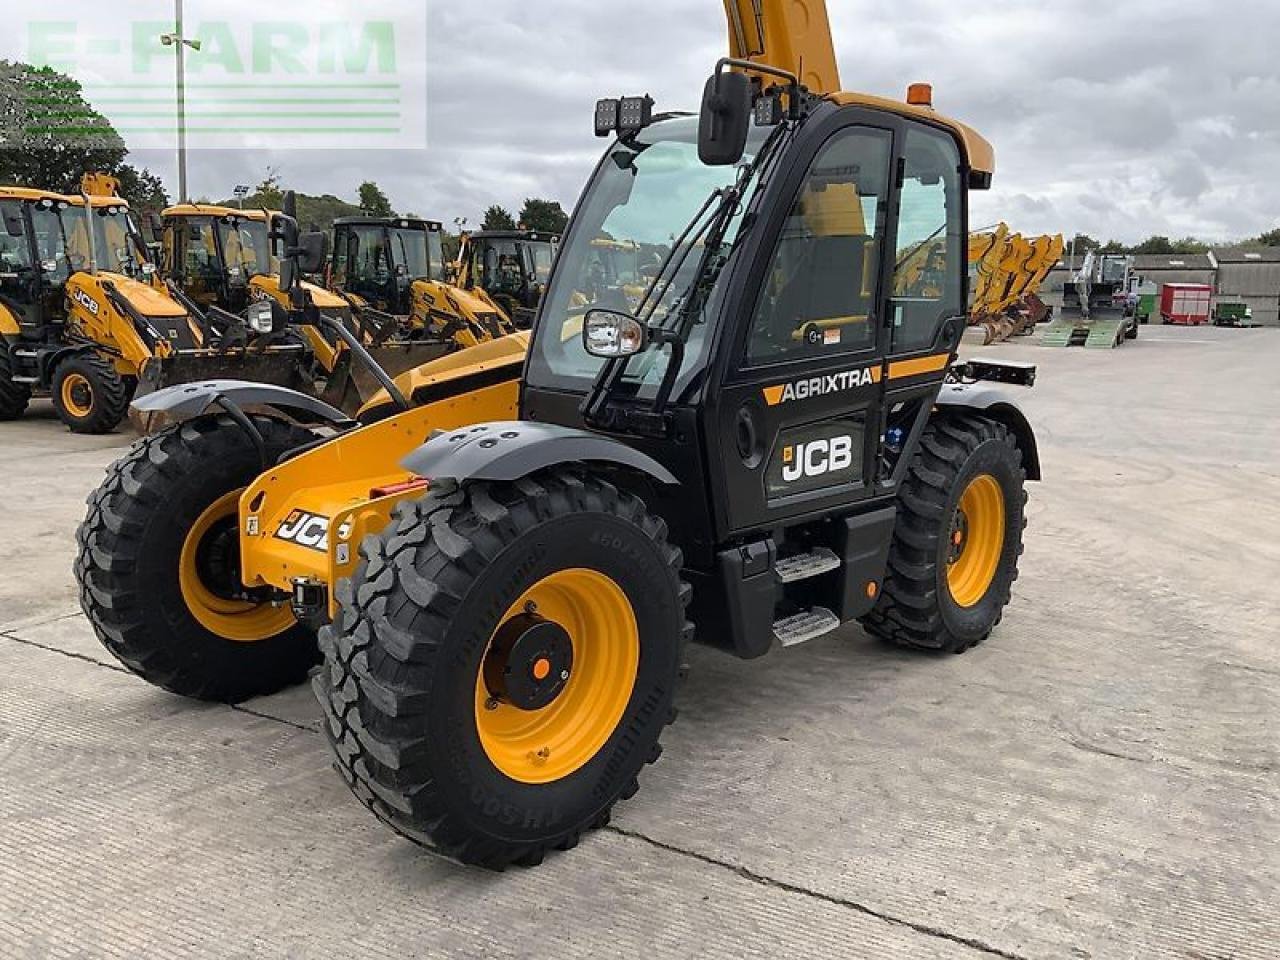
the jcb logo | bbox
[72,289,101,316]
[782,436,855,483]
[274,510,330,552]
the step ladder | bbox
[771,548,844,647]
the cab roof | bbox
[827,91,995,180]
[468,229,559,243]
[163,203,269,221]
[0,185,72,204]
[334,216,443,231]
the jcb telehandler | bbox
[1,187,302,433]
[453,229,559,327]
[77,0,1041,869]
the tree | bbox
[0,61,126,192]
[1066,234,1101,254]
[1255,227,1280,247]
[251,168,285,210]
[482,205,517,231]
[1098,240,1127,254]
[519,197,569,235]
[1132,236,1175,255]
[357,180,394,218]
[113,163,170,214]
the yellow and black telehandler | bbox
[453,229,559,327]
[78,0,1042,869]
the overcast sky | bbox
[10,0,1279,243]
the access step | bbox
[773,607,841,648]
[774,548,841,584]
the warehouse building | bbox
[1042,247,1280,326]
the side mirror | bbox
[296,231,329,274]
[698,70,751,166]
[583,308,647,358]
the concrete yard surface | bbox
[1,325,1277,959]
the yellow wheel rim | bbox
[475,569,639,784]
[946,474,1006,608]
[178,489,297,643]
[60,373,94,418]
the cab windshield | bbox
[218,217,273,278]
[389,226,440,281]
[528,115,772,397]
[66,207,148,276]
[476,239,526,295]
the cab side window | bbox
[890,128,963,353]
[746,126,892,366]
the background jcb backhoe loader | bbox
[77,0,1042,871]
[453,229,559,327]
[1,185,303,433]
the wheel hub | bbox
[482,613,573,711]
[194,516,243,600]
[948,510,970,563]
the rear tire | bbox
[0,346,31,421]
[863,414,1026,654]
[52,352,129,434]
[77,414,321,702]
[314,470,690,869]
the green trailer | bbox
[1213,300,1257,328]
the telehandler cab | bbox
[77,0,1041,870]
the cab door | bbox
[0,201,40,331]
[709,120,897,537]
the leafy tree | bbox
[1255,227,1280,247]
[113,163,170,214]
[519,197,569,235]
[482,205,517,231]
[251,168,285,210]
[1066,234,1101,254]
[358,180,394,218]
[1098,240,1127,254]
[1132,235,1175,255]
[0,61,126,192]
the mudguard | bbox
[935,382,1041,480]
[131,379,352,426]
[401,420,679,485]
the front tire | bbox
[863,414,1026,654]
[52,352,129,434]
[0,346,31,421]
[315,470,689,869]
[76,414,321,702]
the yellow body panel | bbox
[240,379,520,603]
[163,203,269,222]
[0,303,19,337]
[362,330,530,415]
[0,186,68,203]
[64,274,165,374]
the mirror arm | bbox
[714,56,803,118]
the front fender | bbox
[132,379,353,427]
[936,382,1042,481]
[401,420,679,485]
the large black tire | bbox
[51,351,129,434]
[0,347,31,421]
[76,414,321,702]
[315,470,690,869]
[863,414,1026,654]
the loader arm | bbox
[723,0,841,94]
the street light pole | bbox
[175,0,187,203]
[160,1,200,203]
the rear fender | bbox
[935,382,1041,480]
[401,421,679,486]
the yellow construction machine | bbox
[453,229,559,327]
[1,185,305,432]
[78,0,1042,869]
[966,224,1064,344]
